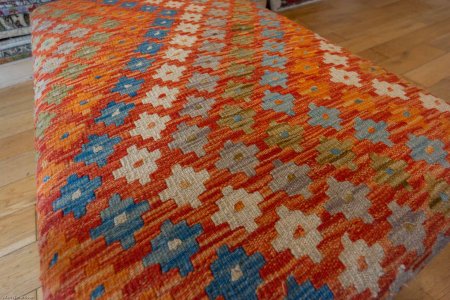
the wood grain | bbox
[0,206,36,257]
[0,242,40,297]
[0,175,36,219]
[0,151,36,188]
[0,130,34,161]
[404,53,450,87]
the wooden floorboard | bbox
[0,176,36,219]
[0,206,36,258]
[0,242,40,297]
[0,0,449,298]
[0,129,35,161]
[404,52,450,87]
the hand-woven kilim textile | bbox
[32,0,450,299]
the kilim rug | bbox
[32,0,450,299]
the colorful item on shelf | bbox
[0,0,52,16]
[0,0,52,63]
[0,34,30,63]
[32,0,449,299]
[0,13,30,38]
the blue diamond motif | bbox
[143,220,203,276]
[308,103,342,130]
[126,57,155,72]
[152,18,174,28]
[285,276,334,300]
[262,54,287,69]
[406,134,449,167]
[135,41,163,55]
[262,28,284,39]
[260,70,288,88]
[260,19,281,27]
[354,117,393,146]
[53,174,102,219]
[160,9,177,16]
[90,194,150,250]
[95,101,135,126]
[262,90,295,116]
[112,76,143,97]
[145,28,169,40]
[75,134,121,167]
[141,5,157,12]
[263,40,284,53]
[141,5,158,12]
[121,2,136,8]
[206,245,265,300]
[90,284,105,300]
[49,253,58,268]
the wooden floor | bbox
[0,0,449,299]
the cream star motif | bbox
[339,233,385,297]
[39,37,59,52]
[34,79,49,100]
[330,67,362,87]
[69,28,90,38]
[164,47,191,62]
[52,23,72,34]
[211,186,263,233]
[56,42,79,55]
[32,36,42,52]
[170,34,197,47]
[419,93,449,112]
[186,4,204,12]
[34,56,45,71]
[41,57,66,74]
[175,22,199,34]
[165,1,183,8]
[272,205,323,263]
[323,53,348,66]
[31,18,42,31]
[181,13,201,22]
[320,41,342,52]
[160,164,210,208]
[208,9,227,17]
[142,85,179,108]
[213,2,230,8]
[35,20,54,32]
[130,112,170,140]
[153,63,186,82]
[372,79,408,100]
[113,145,161,185]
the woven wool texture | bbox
[32,0,450,299]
